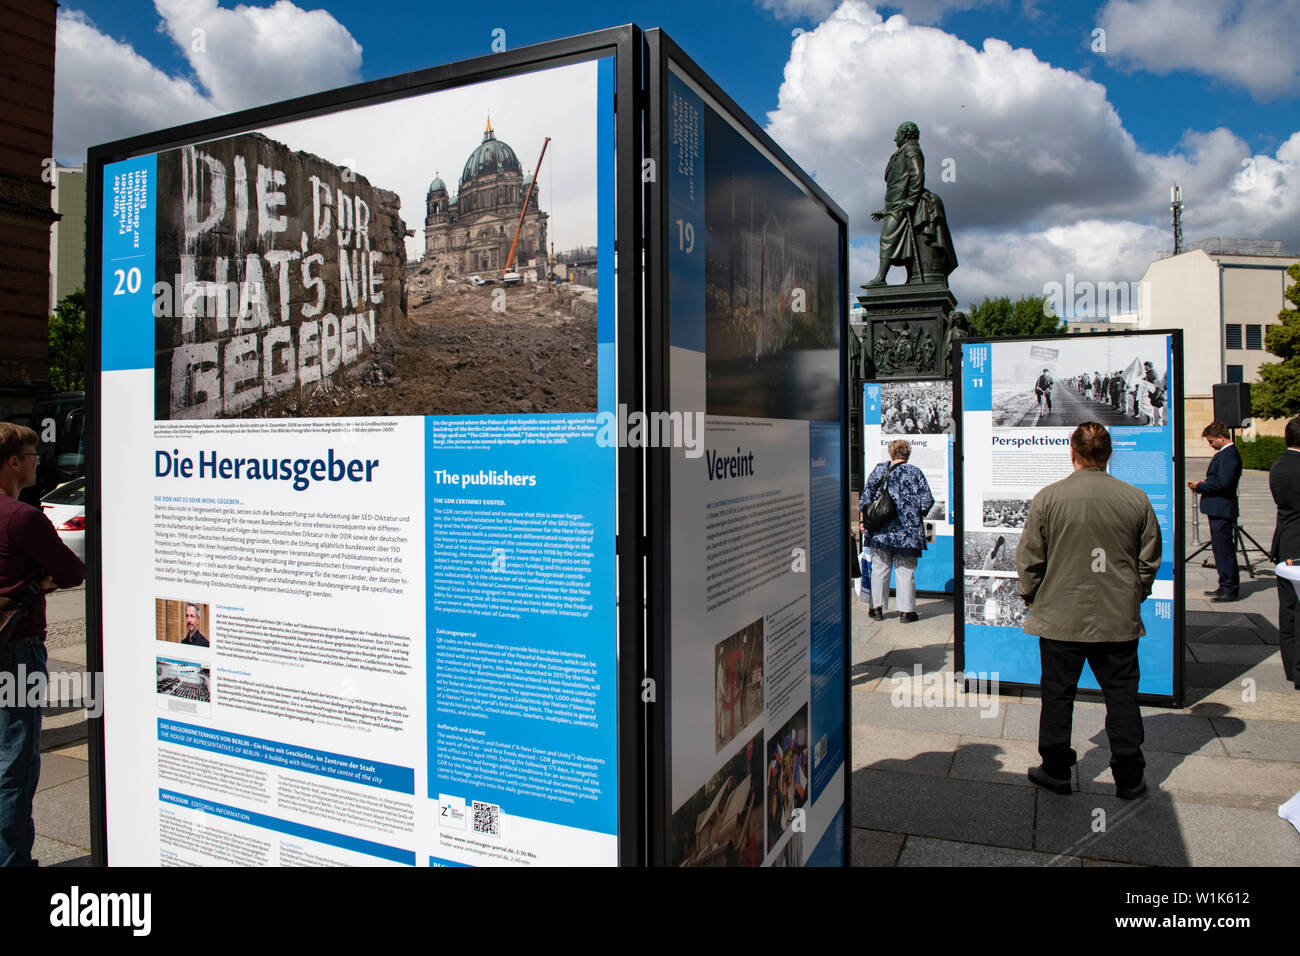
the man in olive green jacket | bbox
[1016,422,1162,799]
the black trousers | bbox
[1038,638,1145,789]
[1278,578,1300,688]
[1207,516,1239,595]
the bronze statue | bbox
[866,122,958,287]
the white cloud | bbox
[54,10,215,163]
[54,1,362,163]
[767,2,1300,307]
[154,0,362,112]
[1097,0,1300,101]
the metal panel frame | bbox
[643,28,851,866]
[952,329,1185,708]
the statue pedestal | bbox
[858,282,956,379]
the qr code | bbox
[472,801,500,836]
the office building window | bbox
[1226,365,1244,383]
[1247,325,1263,349]
[1225,324,1242,349]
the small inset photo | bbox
[715,618,764,753]
[981,496,1032,530]
[964,531,1020,573]
[766,704,809,853]
[156,598,210,648]
[964,575,1028,629]
[156,658,212,715]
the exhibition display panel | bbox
[89,29,641,866]
[87,27,849,866]
[862,378,955,594]
[645,31,850,867]
[954,332,1184,706]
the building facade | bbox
[1135,238,1299,453]
[0,0,59,419]
[423,119,548,279]
[49,164,86,309]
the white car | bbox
[41,476,85,562]
[502,271,523,286]
[468,275,486,286]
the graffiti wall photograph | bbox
[152,60,602,420]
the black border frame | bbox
[643,28,851,867]
[951,329,1186,708]
[85,25,645,866]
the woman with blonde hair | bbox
[860,439,934,623]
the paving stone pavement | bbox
[25,463,1300,867]
[851,459,1300,866]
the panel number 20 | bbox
[113,267,142,295]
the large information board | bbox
[955,332,1184,705]
[647,32,849,866]
[89,31,640,866]
[863,379,955,593]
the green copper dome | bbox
[460,118,521,189]
[427,173,446,194]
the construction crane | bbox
[503,136,550,275]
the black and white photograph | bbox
[964,575,1028,628]
[981,495,1032,529]
[153,60,602,420]
[926,498,947,521]
[964,531,1019,572]
[990,338,1169,429]
[156,658,212,715]
[879,380,953,435]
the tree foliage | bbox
[48,288,86,392]
[1252,263,1300,419]
[965,294,1064,338]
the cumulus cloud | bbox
[1097,0,1300,101]
[54,10,215,162]
[765,1,1300,307]
[54,1,362,163]
[153,0,362,112]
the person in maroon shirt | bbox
[0,423,84,866]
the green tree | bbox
[966,294,1064,337]
[48,288,86,392]
[1252,263,1300,419]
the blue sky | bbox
[54,0,1300,309]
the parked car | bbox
[467,275,486,286]
[41,476,86,562]
[10,391,84,505]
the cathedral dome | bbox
[427,173,446,194]
[460,117,522,189]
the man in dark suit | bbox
[1269,417,1300,689]
[1188,422,1242,601]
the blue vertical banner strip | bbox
[864,383,881,425]
[961,342,991,411]
[667,72,705,353]
[596,55,615,414]
[808,422,844,803]
[101,155,157,371]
